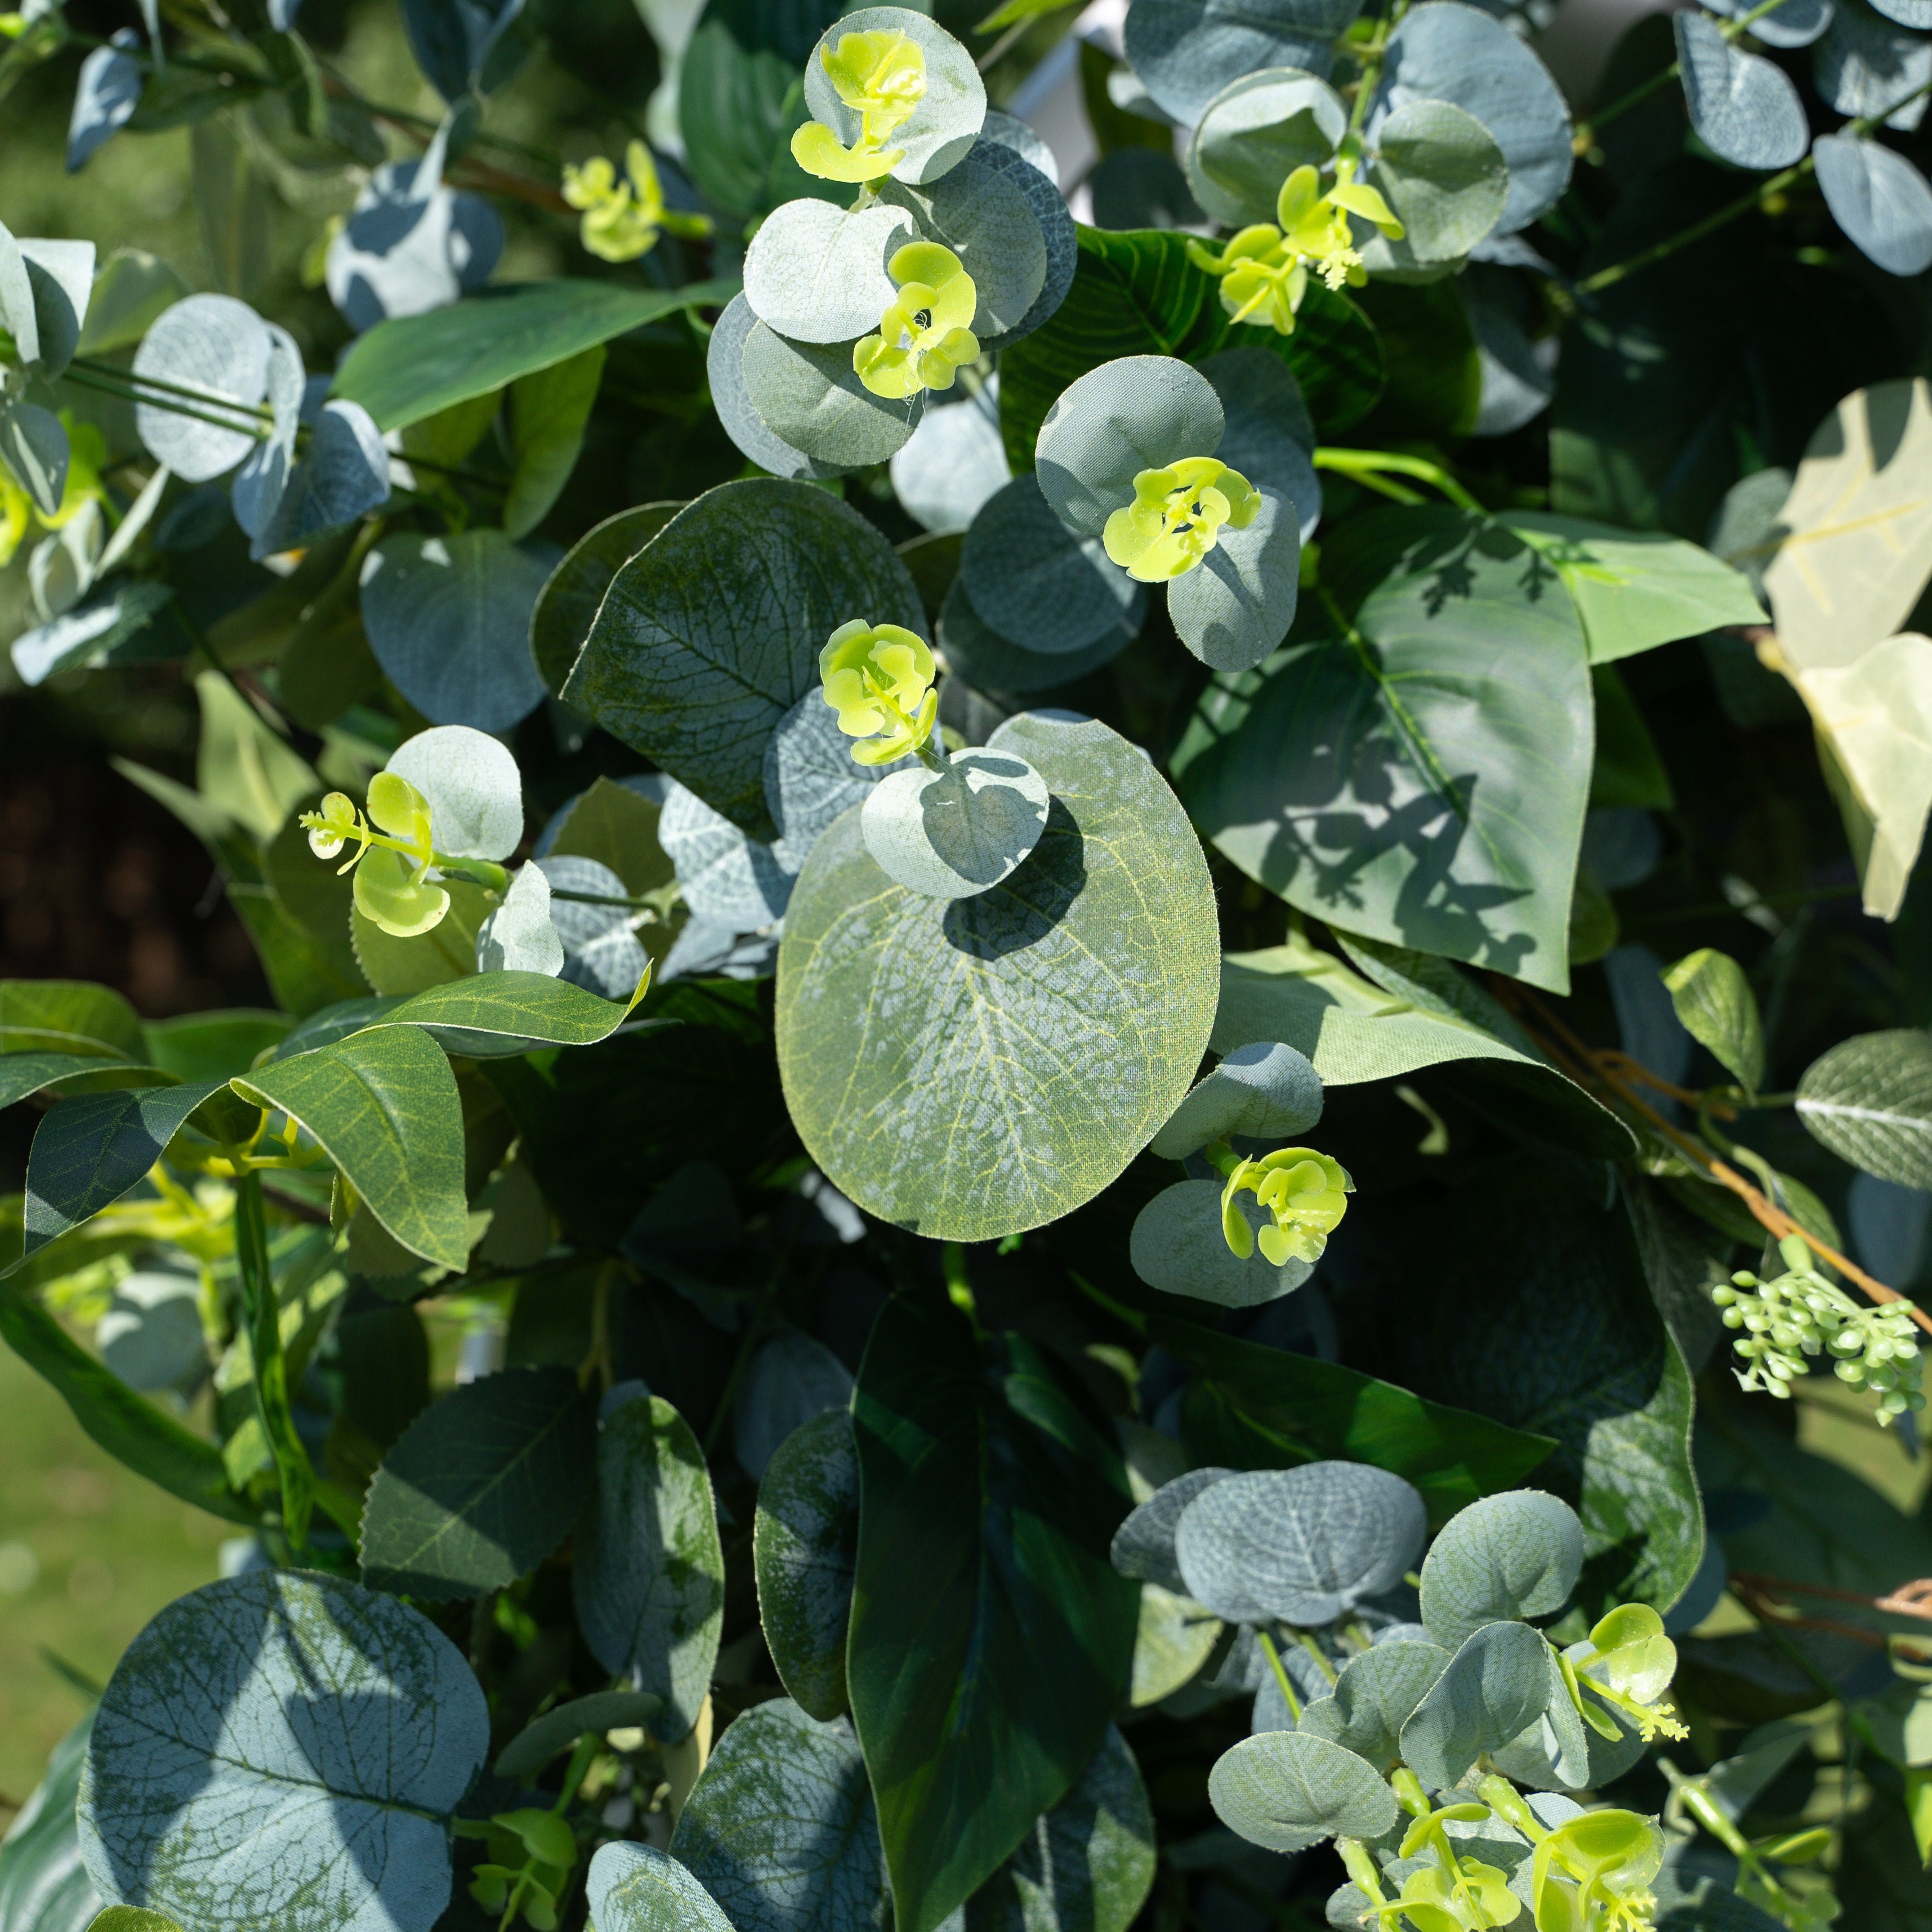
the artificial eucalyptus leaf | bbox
[740,321,924,468]
[0,400,69,521]
[537,856,650,998]
[961,475,1143,654]
[575,1389,726,1741]
[671,1700,887,1932]
[1128,1177,1315,1306]
[1131,1584,1225,1706]
[1675,13,1811,171]
[530,502,684,696]
[1815,0,1931,128]
[1418,1489,1587,1648]
[1295,1640,1452,1772]
[565,479,923,839]
[1372,1,1572,232]
[1151,1041,1323,1157]
[1184,67,1349,229]
[0,1715,101,1932]
[1166,486,1302,673]
[663,779,794,929]
[1363,97,1509,266]
[879,142,1048,343]
[1198,347,1321,538]
[1206,1729,1398,1853]
[764,691,890,867]
[710,294,846,483]
[1110,1467,1237,1595]
[890,390,1011,536]
[972,136,1077,350]
[131,294,271,481]
[256,401,391,556]
[231,323,303,541]
[359,531,550,733]
[777,712,1219,1240]
[231,1024,469,1269]
[1125,0,1356,127]
[1396,1618,1555,1790]
[77,1571,487,1932]
[742,198,915,344]
[935,577,1137,695]
[1034,355,1225,543]
[859,748,1051,900]
[1708,0,1835,45]
[1174,1462,1428,1625]
[800,6,986,185]
[754,1407,859,1721]
[359,1366,597,1598]
[68,37,144,171]
[733,1326,854,1481]
[588,1844,735,1932]
[1814,132,1932,275]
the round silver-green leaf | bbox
[1675,12,1810,171]
[741,322,923,469]
[971,137,1077,351]
[859,747,1051,900]
[775,711,1219,1240]
[589,1844,735,1932]
[1207,1730,1398,1853]
[1185,67,1349,229]
[1112,1467,1238,1594]
[1126,0,1355,128]
[1364,97,1508,265]
[1295,1641,1451,1773]
[1396,1619,1556,1790]
[880,142,1047,342]
[662,779,793,930]
[708,296,846,483]
[1814,133,1932,275]
[1128,1178,1313,1307]
[1419,1489,1586,1648]
[1175,1463,1428,1626]
[755,1408,860,1721]
[961,474,1143,655]
[1166,488,1301,673]
[742,199,917,345]
[801,6,987,185]
[1036,356,1226,542]
[77,1571,487,1932]
[131,295,270,482]
[1150,1040,1323,1158]
[1198,348,1321,540]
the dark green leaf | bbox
[530,503,682,698]
[0,1054,176,1109]
[753,1408,859,1721]
[1795,1029,1932,1189]
[357,969,654,1059]
[331,278,739,432]
[0,1715,102,1932]
[0,980,146,1059]
[849,1295,1139,1932]
[359,1366,596,1599]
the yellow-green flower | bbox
[1564,1604,1689,1744]
[1102,457,1261,583]
[0,416,109,567]
[791,29,926,181]
[561,140,712,264]
[1530,1810,1663,1932]
[853,241,979,400]
[305,790,364,863]
[301,773,454,937]
[819,618,938,766]
[1188,161,1404,335]
[1390,1857,1520,1932]
[1221,1146,1351,1266]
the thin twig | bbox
[1733,1571,1932,1625]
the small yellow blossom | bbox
[1103,457,1261,583]
[791,29,926,182]
[853,242,979,400]
[819,618,938,766]
[1221,1146,1351,1266]
[561,140,712,264]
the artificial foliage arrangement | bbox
[3,0,1932,1929]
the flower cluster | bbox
[305,773,456,937]
[791,28,927,182]
[1712,1234,1926,1424]
[854,242,980,400]
[561,141,712,264]
[1103,457,1261,582]
[1219,1146,1351,1266]
[819,619,939,766]
[1187,161,1404,334]
[1531,1810,1665,1932]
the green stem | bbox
[1391,1766,1432,1818]
[233,1168,316,1553]
[547,888,669,915]
[1336,1837,1389,1907]
[1574,0,1800,149]
[1255,1628,1304,1721]
[1476,1774,1546,1842]
[1313,447,1483,513]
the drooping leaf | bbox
[575,1389,726,1741]
[847,1293,1139,1932]
[777,713,1220,1241]
[77,1571,488,1932]
[1796,1028,1932,1188]
[754,1407,859,1722]
[0,1715,102,1932]
[0,980,147,1059]
[566,479,923,840]
[0,1052,173,1110]
[359,1367,597,1598]
[1207,1730,1398,1853]
[233,1024,469,1269]
[357,970,652,1059]
[1662,948,1766,1094]
[671,1700,887,1932]
[331,278,740,432]
[1418,1489,1586,1648]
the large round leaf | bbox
[740,322,924,470]
[530,502,683,697]
[754,1408,860,1721]
[742,198,916,344]
[564,480,924,840]
[1185,68,1350,229]
[1372,1,1572,232]
[1206,1730,1397,1853]
[1174,1463,1428,1625]
[1396,1618,1555,1790]
[881,144,1048,343]
[77,1571,487,1932]
[1675,13,1810,171]
[775,712,1219,1239]
[1814,132,1932,275]
[131,295,271,481]
[1125,0,1358,127]
[1419,1489,1586,1647]
[671,1700,887,1932]
[359,530,551,732]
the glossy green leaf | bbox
[1207,1730,1397,1853]
[355,969,652,1060]
[359,1367,597,1599]
[1210,933,1632,1158]
[1796,1028,1932,1188]
[963,1727,1155,1932]
[0,1053,176,1109]
[1662,948,1766,1095]
[330,278,739,431]
[998,226,1383,473]
[849,1293,1139,1932]
[671,1699,887,1932]
[0,980,146,1059]
[1498,511,1765,663]
[0,1292,252,1522]
[0,1715,102,1932]
[504,343,606,541]
[21,1081,221,1255]
[1398,1619,1554,1790]
[530,503,683,698]
[142,1011,291,1082]
[1418,1489,1586,1648]
[777,713,1219,1241]
[1173,506,1592,994]
[1153,1315,1555,1525]
[77,1571,488,1932]
[566,479,924,839]
[233,1025,469,1269]
[754,1407,859,1721]
[575,1389,725,1741]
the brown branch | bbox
[1733,1571,1932,1625]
